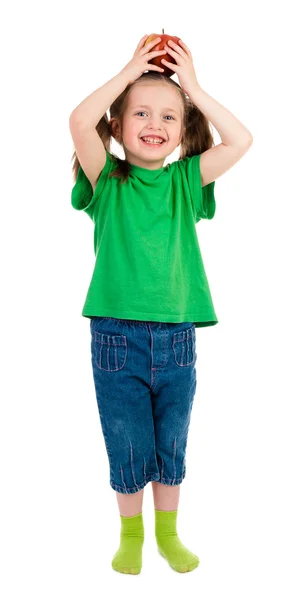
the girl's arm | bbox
[69,37,166,187]
[190,85,253,187]
[69,72,132,189]
[162,39,253,186]
[189,85,253,147]
[69,71,130,128]
[69,35,166,127]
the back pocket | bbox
[94,331,127,372]
[172,325,196,366]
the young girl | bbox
[69,34,253,576]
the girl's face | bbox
[111,82,184,170]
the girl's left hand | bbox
[161,39,200,96]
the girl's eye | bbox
[135,112,174,120]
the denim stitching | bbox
[99,340,102,368]
[120,464,128,493]
[109,473,186,494]
[172,326,195,366]
[107,343,110,371]
[149,327,169,391]
[172,437,177,484]
[94,333,127,371]
[150,324,154,389]
[114,344,118,370]
[110,472,161,494]
[181,339,185,365]
[129,440,140,492]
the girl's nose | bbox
[148,120,163,131]
[148,115,162,127]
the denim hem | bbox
[110,470,186,494]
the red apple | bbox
[144,29,181,77]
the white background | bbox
[1,0,295,598]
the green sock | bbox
[155,509,200,573]
[112,512,144,575]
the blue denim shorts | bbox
[89,317,197,494]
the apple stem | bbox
[162,28,164,34]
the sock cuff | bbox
[154,509,178,515]
[120,512,143,521]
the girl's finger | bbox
[141,37,162,53]
[148,64,165,73]
[148,49,167,58]
[161,58,177,71]
[164,45,182,62]
[166,40,187,60]
[136,34,149,50]
[178,39,192,58]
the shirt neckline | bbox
[129,162,166,178]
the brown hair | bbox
[71,72,215,185]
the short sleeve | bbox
[71,150,116,218]
[180,154,216,223]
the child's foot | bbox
[155,509,200,573]
[112,512,144,575]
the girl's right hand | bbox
[120,35,166,85]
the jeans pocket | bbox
[172,325,196,366]
[94,330,127,372]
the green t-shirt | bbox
[71,151,218,327]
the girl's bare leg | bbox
[151,481,180,511]
[115,489,144,516]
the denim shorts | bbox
[89,317,197,494]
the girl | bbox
[69,34,253,576]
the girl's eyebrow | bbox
[133,104,179,115]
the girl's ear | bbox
[109,118,122,143]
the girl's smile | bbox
[140,136,167,148]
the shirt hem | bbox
[81,307,218,327]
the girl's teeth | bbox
[142,138,163,144]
